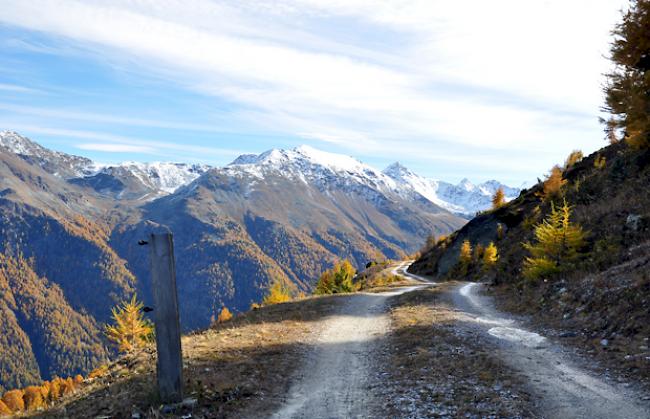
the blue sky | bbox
[0,0,628,185]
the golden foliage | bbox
[594,155,607,170]
[542,165,567,200]
[314,260,356,295]
[1,389,24,412]
[263,279,292,305]
[88,365,108,380]
[23,386,44,411]
[564,150,584,169]
[482,242,498,269]
[217,307,233,323]
[105,295,154,353]
[74,375,84,385]
[459,240,472,266]
[491,187,506,209]
[523,200,586,280]
[0,400,11,415]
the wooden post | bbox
[149,232,183,403]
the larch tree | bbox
[491,187,506,209]
[542,165,567,200]
[105,295,154,353]
[482,242,498,270]
[603,0,650,149]
[523,200,586,280]
[459,240,472,266]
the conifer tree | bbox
[105,295,154,353]
[459,240,472,266]
[491,187,506,209]
[603,0,650,148]
[542,165,567,200]
[314,260,356,294]
[523,200,586,280]
[482,242,498,270]
[564,150,584,169]
[263,279,292,304]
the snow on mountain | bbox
[383,162,520,217]
[101,161,211,194]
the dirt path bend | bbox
[453,281,650,419]
[271,284,426,419]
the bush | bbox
[217,306,233,323]
[23,386,45,411]
[2,389,25,412]
[314,260,356,294]
[74,375,84,385]
[263,279,292,305]
[594,155,606,169]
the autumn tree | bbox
[459,240,472,265]
[263,279,292,305]
[542,165,567,200]
[482,242,498,270]
[523,200,586,280]
[564,150,584,169]
[603,0,650,148]
[105,295,154,353]
[315,260,356,294]
[491,187,506,209]
[217,306,233,323]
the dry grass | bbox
[32,293,347,418]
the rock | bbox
[626,214,641,231]
[131,413,141,419]
[563,313,571,320]
[601,339,609,347]
[182,398,198,408]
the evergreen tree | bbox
[491,187,506,209]
[105,295,154,353]
[603,0,650,148]
[523,200,586,280]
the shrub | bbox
[594,155,606,170]
[23,386,45,411]
[314,260,356,294]
[217,306,233,323]
[564,150,584,169]
[0,400,11,415]
[105,294,154,353]
[491,187,506,209]
[263,279,292,304]
[2,389,25,412]
[523,199,586,280]
[74,375,84,385]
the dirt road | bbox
[452,282,650,419]
[271,284,426,418]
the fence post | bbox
[149,232,183,403]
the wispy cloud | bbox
[0,83,44,94]
[76,143,154,153]
[0,0,628,182]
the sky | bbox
[0,0,629,185]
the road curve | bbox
[451,281,650,419]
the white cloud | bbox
[0,0,628,181]
[76,143,154,153]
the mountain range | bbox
[0,130,517,391]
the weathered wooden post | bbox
[149,232,183,403]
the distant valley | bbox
[0,130,518,391]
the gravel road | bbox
[271,284,426,419]
[453,282,650,419]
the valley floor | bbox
[34,263,650,418]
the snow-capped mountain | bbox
[383,162,520,217]
[0,131,210,199]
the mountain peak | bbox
[383,162,410,176]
